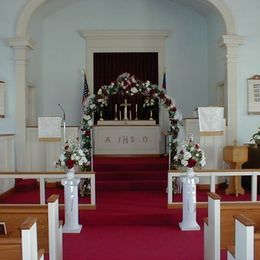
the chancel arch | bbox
[11,0,241,170]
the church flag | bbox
[162,71,166,92]
[82,73,89,107]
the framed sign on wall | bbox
[248,75,260,114]
[0,81,5,118]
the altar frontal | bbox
[94,124,160,154]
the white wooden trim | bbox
[48,197,60,260]
[233,217,254,260]
[168,170,260,205]
[0,172,95,207]
[80,30,169,98]
[21,221,38,260]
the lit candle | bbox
[135,104,138,112]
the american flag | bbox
[82,73,89,106]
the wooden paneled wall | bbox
[0,135,15,194]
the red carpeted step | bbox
[96,180,167,192]
[15,179,37,192]
[93,156,169,171]
[96,170,167,181]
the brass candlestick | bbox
[149,110,153,120]
[100,110,104,121]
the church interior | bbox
[0,0,260,259]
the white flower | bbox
[131,87,138,94]
[78,149,84,156]
[88,120,93,127]
[184,152,191,160]
[84,115,91,121]
[90,104,96,109]
[200,159,206,166]
[98,89,102,95]
[181,159,188,166]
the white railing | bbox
[168,169,260,205]
[0,172,96,207]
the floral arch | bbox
[81,73,182,170]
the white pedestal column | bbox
[62,176,82,233]
[179,174,200,231]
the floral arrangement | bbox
[175,135,206,169]
[55,138,90,170]
[250,127,260,142]
[81,72,182,170]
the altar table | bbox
[94,121,160,154]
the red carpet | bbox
[0,156,243,259]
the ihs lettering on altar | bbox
[104,136,149,144]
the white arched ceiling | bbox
[16,0,235,37]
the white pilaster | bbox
[8,37,35,171]
[219,35,244,144]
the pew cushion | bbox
[15,179,37,192]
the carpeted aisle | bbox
[0,156,233,259]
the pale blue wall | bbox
[207,8,226,106]
[224,0,260,143]
[28,0,209,125]
[0,0,27,133]
[2,0,260,144]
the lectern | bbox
[223,145,248,196]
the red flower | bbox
[64,145,69,150]
[187,158,197,168]
[66,159,75,169]
[170,106,177,112]
[159,92,165,99]
[85,131,91,136]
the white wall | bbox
[0,0,27,134]
[224,0,260,143]
[207,8,226,106]
[1,0,260,144]
[28,0,209,125]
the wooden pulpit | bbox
[223,145,248,196]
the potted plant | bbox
[250,127,260,147]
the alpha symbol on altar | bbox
[120,99,131,120]
[105,137,111,143]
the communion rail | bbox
[0,171,95,207]
[168,169,260,206]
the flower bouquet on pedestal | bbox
[55,137,89,233]
[55,137,90,174]
[175,135,206,231]
[175,135,206,173]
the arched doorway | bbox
[10,0,242,170]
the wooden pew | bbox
[227,214,260,260]
[220,202,260,249]
[204,192,260,260]
[0,195,62,260]
[0,217,44,260]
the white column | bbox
[62,176,82,233]
[9,37,35,171]
[179,175,200,231]
[219,35,243,144]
